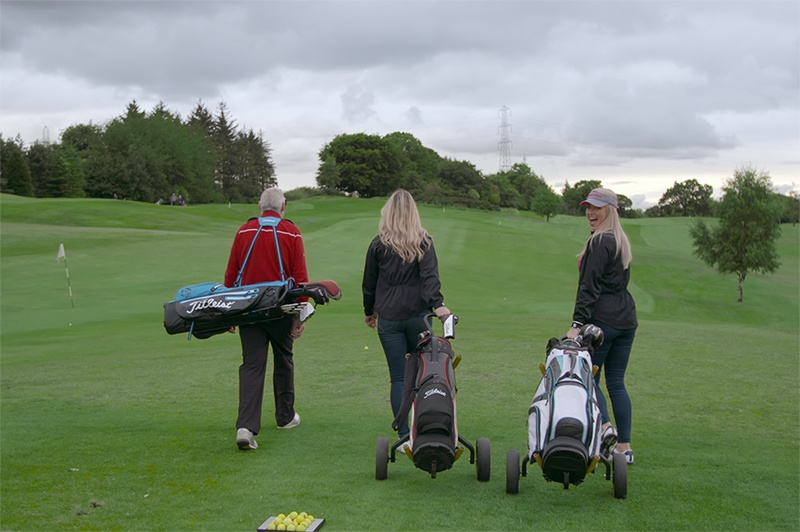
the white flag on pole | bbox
[57,243,66,262]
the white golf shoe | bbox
[277,413,301,430]
[236,428,258,450]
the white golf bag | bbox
[527,327,605,487]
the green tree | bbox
[26,141,61,197]
[658,179,713,216]
[775,190,799,225]
[689,166,781,302]
[503,163,549,210]
[318,133,402,197]
[435,158,485,207]
[485,173,521,209]
[0,135,33,196]
[214,102,238,199]
[51,144,87,198]
[383,131,441,194]
[316,155,341,192]
[231,129,276,202]
[61,123,112,198]
[103,101,217,203]
[187,100,215,140]
[617,194,635,218]
[531,185,562,221]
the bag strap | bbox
[263,217,287,283]
[234,216,286,288]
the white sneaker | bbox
[277,413,301,430]
[615,449,634,464]
[236,428,258,450]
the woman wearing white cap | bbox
[567,187,637,465]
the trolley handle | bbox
[424,312,459,340]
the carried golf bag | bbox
[163,280,340,339]
[527,325,605,487]
[393,315,460,476]
[163,215,341,339]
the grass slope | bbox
[1,194,798,531]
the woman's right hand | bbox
[435,306,451,320]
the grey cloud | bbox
[404,106,424,126]
[340,84,377,123]
[0,0,797,199]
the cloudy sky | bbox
[1,0,798,208]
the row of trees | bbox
[1,103,797,224]
[317,132,604,221]
[0,101,276,204]
[315,131,799,223]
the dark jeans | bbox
[591,321,636,444]
[377,313,429,438]
[237,315,296,435]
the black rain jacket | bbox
[572,232,637,330]
[362,236,445,321]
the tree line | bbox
[1,101,798,224]
[0,100,276,204]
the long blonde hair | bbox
[379,189,431,263]
[579,205,633,269]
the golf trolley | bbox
[505,325,627,498]
[375,314,490,481]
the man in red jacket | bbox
[224,187,309,451]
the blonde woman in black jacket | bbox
[567,188,637,465]
[362,190,451,445]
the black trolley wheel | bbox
[506,449,520,494]
[375,437,389,480]
[612,452,628,499]
[476,438,491,482]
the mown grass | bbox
[1,193,798,531]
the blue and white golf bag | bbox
[527,326,605,487]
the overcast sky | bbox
[1,0,798,208]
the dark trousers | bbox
[237,315,296,435]
[377,313,429,438]
[591,321,636,444]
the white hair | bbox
[259,187,285,213]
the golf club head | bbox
[579,324,604,349]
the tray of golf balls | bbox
[258,511,324,531]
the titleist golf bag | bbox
[163,280,340,339]
[163,215,341,339]
[393,315,460,477]
[527,325,605,488]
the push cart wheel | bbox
[376,437,389,480]
[612,452,628,499]
[476,438,491,482]
[506,449,520,494]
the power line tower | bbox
[498,105,512,172]
[42,126,50,145]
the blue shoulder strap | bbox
[234,216,286,288]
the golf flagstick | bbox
[57,243,75,308]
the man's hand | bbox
[290,321,304,339]
[364,315,377,329]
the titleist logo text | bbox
[186,298,234,314]
[424,388,447,399]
